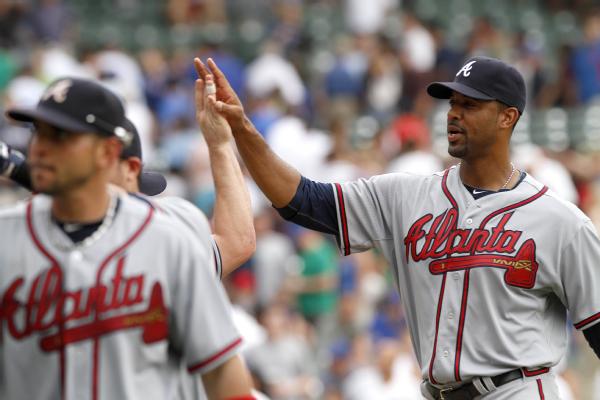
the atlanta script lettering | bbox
[404,209,539,288]
[0,257,168,350]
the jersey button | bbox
[71,251,83,263]
[448,312,454,320]
[443,350,449,357]
[466,218,473,224]
[453,273,460,280]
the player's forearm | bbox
[208,142,256,276]
[232,116,301,208]
[201,355,254,399]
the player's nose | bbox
[447,105,462,122]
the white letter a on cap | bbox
[42,79,73,104]
[456,60,477,77]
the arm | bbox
[195,59,392,256]
[559,219,600,358]
[201,355,254,399]
[209,143,255,277]
[194,58,300,207]
[194,72,256,277]
[229,115,301,207]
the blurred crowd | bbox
[1,0,600,399]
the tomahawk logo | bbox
[456,60,477,77]
[404,209,539,288]
[41,79,72,103]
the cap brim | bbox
[139,171,167,196]
[7,106,94,133]
[427,82,495,101]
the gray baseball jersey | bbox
[331,165,600,396]
[0,192,241,400]
[152,196,223,279]
[149,195,223,400]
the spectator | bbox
[246,304,319,400]
[571,11,600,103]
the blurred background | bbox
[1,0,599,398]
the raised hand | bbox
[195,73,233,147]
[194,57,246,130]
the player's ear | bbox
[97,136,123,168]
[126,157,142,179]
[497,105,520,130]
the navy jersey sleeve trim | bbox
[583,323,600,359]
[274,176,340,237]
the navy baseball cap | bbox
[427,56,526,113]
[120,119,167,196]
[6,77,132,143]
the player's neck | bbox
[51,181,113,223]
[458,156,517,191]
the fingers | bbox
[207,57,234,93]
[195,78,205,112]
[204,75,218,116]
[214,100,237,116]
[194,57,210,80]
[204,75,217,99]
[205,74,225,117]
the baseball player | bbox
[0,111,254,280]
[0,80,259,399]
[196,56,600,399]
[0,77,255,399]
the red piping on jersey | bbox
[91,205,154,400]
[454,269,470,381]
[452,185,549,382]
[188,337,243,373]
[574,311,600,329]
[26,200,66,400]
[536,379,545,399]
[427,168,457,384]
[427,273,447,384]
[334,183,351,256]
[478,187,548,228]
[441,168,458,209]
[27,201,60,265]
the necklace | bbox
[457,162,517,191]
[49,193,119,252]
[500,163,516,190]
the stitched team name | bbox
[0,258,168,350]
[404,209,521,261]
[404,209,539,288]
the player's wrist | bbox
[230,115,252,137]
[205,138,234,153]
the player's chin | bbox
[31,175,58,194]
[447,143,467,159]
